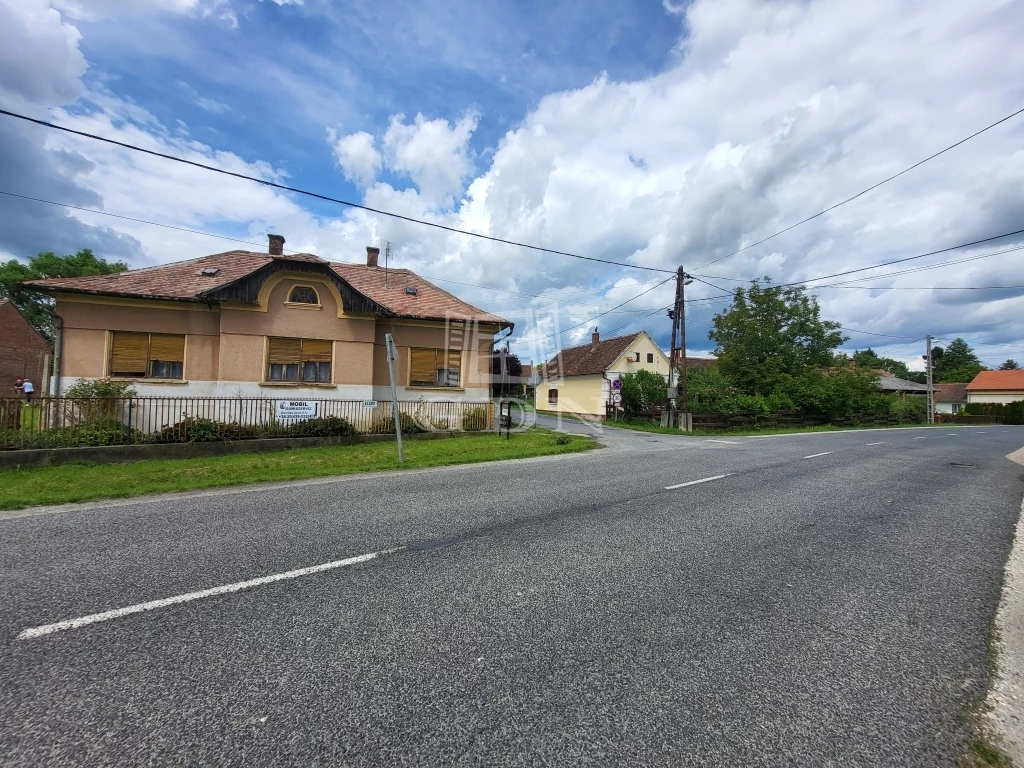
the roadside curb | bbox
[984,446,1024,763]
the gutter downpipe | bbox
[52,315,63,397]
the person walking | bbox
[21,378,34,403]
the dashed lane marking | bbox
[802,452,833,459]
[665,474,731,490]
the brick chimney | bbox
[366,246,380,268]
[592,328,600,348]
[268,234,285,255]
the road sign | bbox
[276,400,318,419]
[611,392,623,405]
[611,378,623,390]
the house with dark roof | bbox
[541,329,670,418]
[24,235,510,403]
[966,370,1024,404]
[933,382,969,414]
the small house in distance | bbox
[933,383,968,414]
[966,370,1024,404]
[541,329,670,418]
[0,299,50,396]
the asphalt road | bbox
[2,424,1023,766]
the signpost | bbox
[384,333,404,463]
[611,392,622,405]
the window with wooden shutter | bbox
[409,348,461,387]
[109,331,185,379]
[267,337,332,383]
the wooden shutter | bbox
[445,350,461,386]
[410,348,437,386]
[301,339,332,362]
[149,334,185,362]
[110,332,149,375]
[268,337,302,364]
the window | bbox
[287,285,319,305]
[110,332,185,379]
[548,389,558,406]
[952,403,962,414]
[647,353,654,363]
[410,348,461,387]
[267,337,332,383]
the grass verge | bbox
[0,430,595,511]
[600,419,952,437]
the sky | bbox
[1,0,1023,371]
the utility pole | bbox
[666,266,692,430]
[925,334,934,425]
[384,333,404,462]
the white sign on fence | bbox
[276,400,318,419]
[362,400,378,409]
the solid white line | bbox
[866,442,884,446]
[802,452,832,459]
[914,437,928,440]
[704,439,742,445]
[665,474,730,490]
[18,548,402,640]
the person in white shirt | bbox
[19,379,35,403]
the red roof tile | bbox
[966,370,1024,391]
[24,249,508,326]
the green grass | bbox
[0,430,595,511]
[600,418,952,437]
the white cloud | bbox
[329,129,381,188]
[380,112,479,206]
[0,0,85,109]
[50,0,206,21]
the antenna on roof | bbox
[383,240,392,288]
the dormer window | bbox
[287,285,319,305]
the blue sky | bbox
[2,0,1023,369]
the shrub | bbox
[64,379,137,399]
[374,412,425,434]
[289,416,357,437]
[152,416,225,443]
[620,370,668,415]
[461,406,489,431]
[964,401,1024,424]
[553,434,572,445]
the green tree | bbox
[999,359,1020,370]
[851,348,919,381]
[0,249,128,341]
[927,338,984,383]
[619,369,667,414]
[708,280,847,395]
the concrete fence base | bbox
[0,430,482,470]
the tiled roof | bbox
[24,249,508,326]
[933,382,969,403]
[876,375,932,393]
[545,333,641,378]
[967,370,1024,391]
[672,353,717,369]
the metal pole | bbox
[385,333,404,462]
[666,267,683,426]
[925,334,933,425]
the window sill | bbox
[282,302,322,310]
[408,386,465,392]
[109,377,188,385]
[260,381,337,389]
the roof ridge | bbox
[560,331,640,352]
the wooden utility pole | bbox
[666,266,690,430]
[925,334,934,425]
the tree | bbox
[619,369,667,415]
[708,280,847,395]
[491,350,524,397]
[926,338,984,383]
[999,359,1020,370]
[851,348,917,381]
[0,249,128,341]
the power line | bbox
[537,275,676,342]
[693,104,1024,270]
[0,108,675,275]
[839,327,917,339]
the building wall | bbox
[935,402,965,414]
[607,333,671,379]
[967,391,1024,405]
[0,301,50,394]
[538,375,605,417]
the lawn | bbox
[0,430,595,511]
[600,417,953,437]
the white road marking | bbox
[704,439,741,445]
[802,452,832,459]
[18,548,402,640]
[914,437,928,440]
[978,431,987,434]
[866,442,884,446]
[665,474,731,490]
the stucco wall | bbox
[607,333,671,378]
[539,375,605,417]
[372,321,496,392]
[967,392,1024,404]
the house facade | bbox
[541,330,670,418]
[933,382,968,414]
[966,370,1024,404]
[0,299,51,395]
[27,236,510,403]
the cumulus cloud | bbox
[50,0,207,21]
[380,112,479,206]
[329,130,381,188]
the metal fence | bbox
[0,396,493,450]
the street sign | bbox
[611,378,623,390]
[276,400,318,419]
[611,392,623,405]
[667,387,678,399]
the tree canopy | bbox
[708,280,847,395]
[926,338,985,383]
[0,249,128,341]
[850,348,922,382]
[999,359,1020,370]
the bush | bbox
[374,412,425,434]
[289,416,357,437]
[620,370,668,415]
[64,379,137,399]
[965,400,1024,425]
[461,406,489,431]
[152,416,225,443]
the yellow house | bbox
[26,235,510,403]
[541,330,671,418]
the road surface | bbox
[2,425,1023,766]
